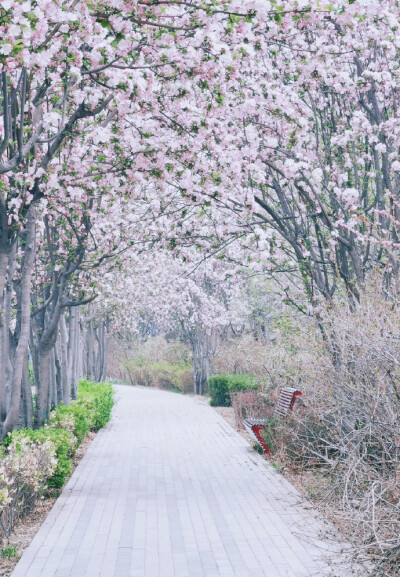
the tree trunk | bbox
[49,348,57,410]
[34,296,65,427]
[60,315,70,404]
[86,320,95,380]
[189,328,215,395]
[21,355,33,428]
[0,204,11,421]
[54,340,63,405]
[34,350,51,427]
[68,307,79,398]
[101,322,110,382]
[1,206,37,438]
[2,240,17,419]
[71,309,81,398]
[94,322,101,382]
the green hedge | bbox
[74,378,114,431]
[9,427,74,489]
[4,379,114,489]
[208,373,258,407]
[51,402,90,444]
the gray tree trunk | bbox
[60,314,70,405]
[21,355,33,428]
[187,327,217,396]
[35,350,51,426]
[72,309,81,398]
[68,307,79,398]
[1,206,37,438]
[54,338,63,405]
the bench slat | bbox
[242,387,302,454]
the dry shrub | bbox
[212,320,316,389]
[267,286,400,576]
[216,284,400,574]
[232,389,277,429]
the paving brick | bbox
[11,386,345,577]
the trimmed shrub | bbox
[50,403,90,445]
[49,381,114,442]
[7,380,114,489]
[9,428,74,489]
[0,435,56,541]
[208,373,258,407]
[208,375,230,406]
[0,379,114,543]
[77,379,114,430]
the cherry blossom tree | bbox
[222,1,400,312]
[96,243,248,394]
[0,0,260,433]
[3,0,400,434]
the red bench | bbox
[243,387,302,454]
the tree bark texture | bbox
[1,205,37,438]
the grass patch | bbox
[1,545,18,559]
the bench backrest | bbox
[274,387,302,417]
[243,387,302,454]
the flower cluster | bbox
[0,436,56,541]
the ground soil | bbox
[0,432,96,577]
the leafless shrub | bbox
[217,284,400,574]
[213,325,315,388]
[268,286,400,575]
[231,389,277,429]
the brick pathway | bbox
[11,386,342,577]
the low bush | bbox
[0,435,56,541]
[77,379,114,430]
[0,379,114,543]
[10,428,74,489]
[208,373,258,406]
[122,361,193,393]
[50,403,90,444]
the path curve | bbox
[11,386,341,577]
